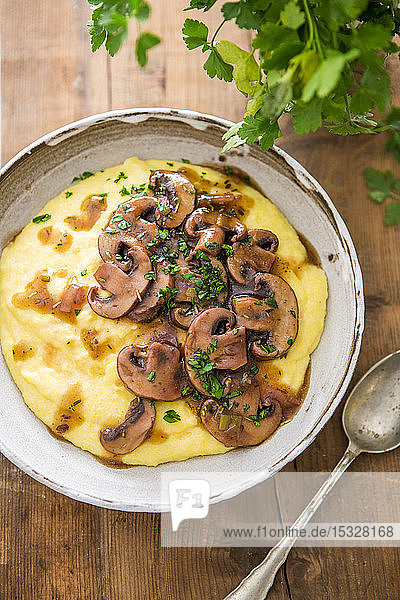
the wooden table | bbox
[1,2,399,598]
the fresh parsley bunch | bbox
[88,0,160,64]
[87,1,400,223]
[182,1,400,151]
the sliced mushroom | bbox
[184,308,247,395]
[233,273,298,359]
[184,208,247,258]
[196,193,238,210]
[98,196,158,265]
[227,228,279,285]
[117,340,186,401]
[58,283,88,314]
[100,398,155,455]
[200,376,282,447]
[149,170,196,228]
[170,303,199,330]
[127,261,173,323]
[88,245,151,319]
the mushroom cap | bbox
[88,245,151,319]
[227,228,278,285]
[184,208,247,247]
[100,398,155,455]
[127,261,173,323]
[98,196,158,265]
[200,375,282,447]
[233,273,298,359]
[184,307,248,395]
[117,340,186,401]
[149,170,196,228]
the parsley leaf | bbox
[204,47,233,82]
[136,32,160,67]
[182,18,209,50]
[385,202,400,226]
[163,409,181,423]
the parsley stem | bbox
[303,0,323,58]
[211,19,227,47]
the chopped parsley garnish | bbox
[221,243,234,257]
[147,370,156,382]
[72,171,94,183]
[289,310,296,318]
[156,286,178,314]
[187,348,224,399]
[32,214,51,224]
[181,385,191,397]
[144,270,156,281]
[287,338,293,346]
[163,409,181,423]
[249,364,259,377]
[260,343,277,355]
[114,171,127,184]
[265,294,278,309]
[119,185,131,196]
[205,241,219,251]
[181,158,191,164]
[74,309,81,316]
[80,269,87,277]
[65,191,73,198]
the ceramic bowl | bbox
[0,109,364,511]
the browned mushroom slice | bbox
[98,196,158,265]
[100,398,155,455]
[88,246,151,319]
[117,340,186,401]
[200,380,282,447]
[227,228,279,285]
[149,170,196,228]
[170,303,199,330]
[196,193,238,210]
[234,273,298,360]
[127,262,173,323]
[184,208,247,258]
[184,308,247,395]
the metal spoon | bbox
[224,349,400,600]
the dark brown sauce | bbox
[65,194,107,231]
[80,328,112,360]
[51,383,83,435]
[38,226,73,252]
[297,231,321,267]
[12,340,34,361]
[12,272,87,323]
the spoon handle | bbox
[224,443,360,600]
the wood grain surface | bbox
[1,1,400,599]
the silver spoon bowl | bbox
[224,349,400,600]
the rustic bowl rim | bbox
[0,108,364,511]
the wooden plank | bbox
[0,0,108,165]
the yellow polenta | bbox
[0,158,327,466]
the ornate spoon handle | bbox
[224,444,360,600]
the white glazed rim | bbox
[0,108,364,512]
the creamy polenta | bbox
[0,158,327,466]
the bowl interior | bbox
[0,110,363,511]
